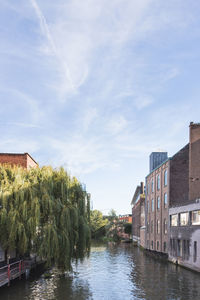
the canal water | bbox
[1,243,200,300]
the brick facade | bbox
[189,123,200,202]
[168,122,200,272]
[145,160,169,254]
[0,153,38,169]
[170,144,189,206]
[118,214,132,223]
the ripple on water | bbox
[1,244,200,300]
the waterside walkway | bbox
[0,259,34,287]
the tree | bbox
[108,209,117,222]
[90,210,108,239]
[0,165,91,270]
[124,223,132,238]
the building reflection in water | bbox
[1,244,200,300]
[129,246,200,300]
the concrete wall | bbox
[140,227,146,248]
[132,182,145,244]
[169,203,200,272]
[132,201,142,238]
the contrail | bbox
[30,0,75,90]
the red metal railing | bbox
[0,260,31,287]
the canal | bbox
[1,243,200,300]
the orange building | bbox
[118,214,132,223]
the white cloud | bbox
[106,115,128,135]
[0,138,39,153]
[47,135,115,175]
[30,0,75,96]
[133,95,154,110]
[3,122,40,129]
[81,107,98,132]
[163,67,180,82]
[0,88,43,124]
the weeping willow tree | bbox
[0,165,91,270]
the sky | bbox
[1,0,200,215]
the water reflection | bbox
[1,244,200,300]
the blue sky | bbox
[1,0,200,214]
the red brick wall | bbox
[0,154,27,168]
[170,144,189,206]
[146,160,169,253]
[0,153,37,169]
[189,123,200,201]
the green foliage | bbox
[107,209,118,222]
[90,210,108,239]
[124,223,132,235]
[0,165,91,270]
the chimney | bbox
[140,182,144,194]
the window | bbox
[172,239,176,256]
[180,212,189,226]
[163,219,167,234]
[164,193,167,208]
[171,214,178,226]
[177,239,181,257]
[192,210,200,225]
[152,199,154,212]
[151,220,154,233]
[170,239,172,255]
[163,242,167,252]
[194,241,197,262]
[151,241,153,250]
[147,240,149,248]
[151,179,154,193]
[157,196,160,210]
[164,170,168,186]
[157,174,160,190]
[157,241,159,250]
[183,240,186,260]
[183,240,190,260]
[186,240,190,260]
[147,183,150,195]
[157,220,160,234]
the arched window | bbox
[157,196,160,210]
[157,220,160,234]
[164,170,168,186]
[152,199,154,212]
[151,179,154,193]
[164,193,167,208]
[157,174,160,190]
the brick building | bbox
[145,153,169,254]
[169,122,200,272]
[0,153,38,169]
[118,214,132,223]
[131,182,145,247]
[0,152,38,261]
